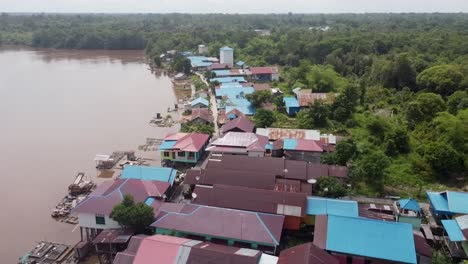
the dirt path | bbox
[195,73,219,137]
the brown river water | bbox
[0,47,178,262]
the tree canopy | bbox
[110,195,155,233]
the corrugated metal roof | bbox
[398,198,421,212]
[151,204,284,246]
[306,197,358,217]
[209,63,231,70]
[442,220,466,242]
[162,133,210,152]
[72,179,169,215]
[427,191,468,214]
[193,184,307,217]
[278,242,339,264]
[283,97,300,108]
[191,97,209,107]
[159,140,177,150]
[114,235,148,264]
[283,139,324,152]
[250,67,278,75]
[324,215,417,264]
[297,92,332,107]
[191,108,214,123]
[187,56,213,67]
[257,128,320,141]
[210,77,247,83]
[133,235,193,264]
[221,116,255,134]
[207,132,268,152]
[121,165,177,185]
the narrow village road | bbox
[195,72,220,137]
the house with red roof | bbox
[150,203,285,254]
[278,242,339,264]
[205,132,268,157]
[72,178,170,240]
[220,116,255,134]
[160,133,210,164]
[115,234,278,264]
[189,108,214,125]
[249,66,279,82]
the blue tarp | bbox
[121,165,177,185]
[215,85,255,115]
[236,61,245,66]
[306,197,359,217]
[159,140,177,150]
[442,220,466,242]
[326,215,417,264]
[210,77,246,83]
[427,191,468,215]
[399,198,421,212]
[191,97,209,107]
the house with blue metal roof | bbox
[427,191,468,218]
[121,165,177,185]
[210,76,247,83]
[283,97,300,116]
[314,215,417,264]
[395,198,423,229]
[190,97,209,109]
[441,215,468,259]
[305,197,358,225]
[215,83,255,116]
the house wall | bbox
[286,106,301,116]
[161,150,200,163]
[78,213,120,229]
[284,150,322,163]
[248,151,265,157]
[397,215,422,229]
[271,73,279,81]
[192,103,208,109]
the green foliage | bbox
[296,100,330,129]
[371,54,416,90]
[253,109,276,128]
[171,55,191,75]
[246,90,272,108]
[191,75,208,91]
[315,177,347,198]
[447,90,468,115]
[322,139,357,166]
[421,142,465,180]
[331,84,360,122]
[181,123,214,135]
[288,62,347,92]
[416,65,466,96]
[406,93,446,127]
[272,95,286,113]
[110,195,155,233]
[431,251,454,264]
[350,148,390,193]
[384,126,410,156]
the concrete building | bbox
[220,46,234,68]
[198,44,208,54]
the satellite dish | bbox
[195,176,200,181]
[192,193,198,199]
[307,179,317,184]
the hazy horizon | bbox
[1,0,468,14]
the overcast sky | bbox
[1,0,468,13]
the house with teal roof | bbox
[190,97,209,109]
[283,97,300,116]
[304,197,358,225]
[121,165,177,186]
[394,198,422,229]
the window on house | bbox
[188,152,195,159]
[177,151,185,157]
[95,214,106,225]
[163,152,170,157]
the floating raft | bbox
[19,241,76,264]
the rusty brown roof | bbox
[278,242,339,264]
[297,92,332,107]
[191,108,214,123]
[193,184,307,217]
[221,116,255,134]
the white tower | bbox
[220,46,234,68]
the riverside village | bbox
[20,45,468,264]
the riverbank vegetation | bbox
[3,13,467,198]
